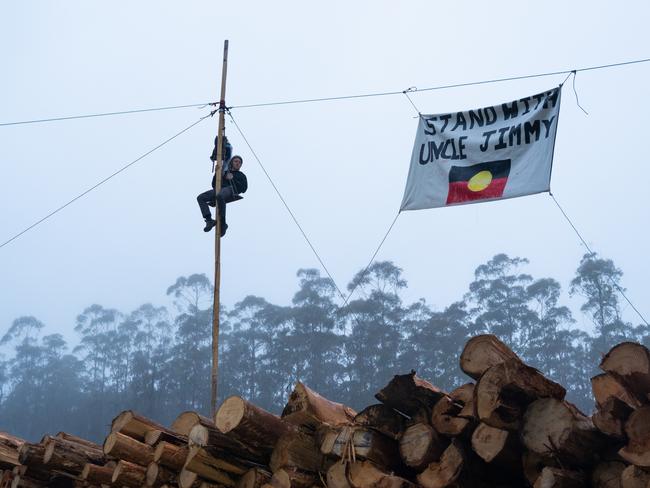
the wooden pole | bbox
[211,39,229,417]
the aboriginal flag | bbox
[446,159,511,205]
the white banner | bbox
[400,87,561,211]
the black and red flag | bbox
[446,159,511,205]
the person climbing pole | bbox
[197,135,248,236]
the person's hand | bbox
[225,172,233,180]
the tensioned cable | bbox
[0,102,211,127]
[230,57,650,109]
[225,110,348,302]
[549,193,649,327]
[3,57,649,127]
[0,113,213,249]
[341,212,402,308]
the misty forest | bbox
[1,252,648,443]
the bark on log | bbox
[80,463,115,485]
[145,429,188,447]
[325,463,351,488]
[188,421,265,466]
[353,404,405,441]
[459,334,521,380]
[618,405,650,467]
[184,445,248,477]
[103,432,154,466]
[235,468,272,488]
[44,437,106,474]
[17,444,45,467]
[281,383,356,430]
[181,461,235,488]
[470,423,520,466]
[154,441,189,471]
[146,462,175,487]
[347,461,417,488]
[474,358,566,431]
[592,373,644,409]
[54,433,101,451]
[621,465,650,488]
[10,475,46,488]
[398,423,447,471]
[591,461,626,488]
[600,342,650,402]
[111,411,171,442]
[215,396,292,461]
[375,371,445,417]
[270,430,328,473]
[533,467,585,488]
[112,459,146,487]
[0,433,24,469]
[522,398,607,466]
[178,468,204,488]
[268,468,316,488]
[593,396,635,440]
[320,426,400,470]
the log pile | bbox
[3,335,650,487]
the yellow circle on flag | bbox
[467,170,493,192]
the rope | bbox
[224,110,348,302]
[0,114,212,249]
[341,212,401,307]
[0,103,211,127]
[549,193,649,327]
[231,57,650,110]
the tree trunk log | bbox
[145,429,189,447]
[592,373,644,409]
[44,437,106,474]
[178,468,204,488]
[10,475,46,488]
[80,463,115,485]
[347,461,417,488]
[189,420,266,466]
[268,468,316,488]
[474,358,566,431]
[281,383,356,430]
[111,411,172,442]
[184,445,249,477]
[172,412,214,437]
[146,462,176,487]
[522,398,607,466]
[459,334,521,380]
[618,405,650,467]
[235,468,272,488]
[375,371,445,417]
[398,423,447,471]
[353,404,405,441]
[591,461,626,488]
[470,422,520,466]
[111,459,147,488]
[320,426,400,470]
[431,384,475,437]
[533,467,585,488]
[0,433,24,469]
[103,432,154,466]
[215,396,292,462]
[417,440,466,488]
[54,433,100,451]
[17,444,45,467]
[600,342,650,402]
[326,463,351,488]
[270,430,328,473]
[593,396,635,440]
[620,465,650,488]
[154,442,190,471]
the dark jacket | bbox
[210,136,232,163]
[211,168,248,194]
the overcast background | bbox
[1,1,649,343]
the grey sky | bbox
[2,1,649,344]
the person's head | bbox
[230,155,243,171]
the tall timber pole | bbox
[211,39,229,417]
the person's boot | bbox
[220,222,228,237]
[203,218,216,232]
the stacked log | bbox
[6,336,650,488]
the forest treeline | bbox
[1,253,648,443]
